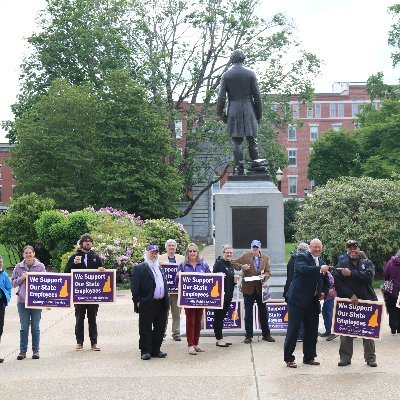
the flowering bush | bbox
[294,177,400,270]
[142,218,190,255]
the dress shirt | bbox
[150,266,165,299]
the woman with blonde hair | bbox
[177,243,210,355]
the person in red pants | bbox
[177,243,210,355]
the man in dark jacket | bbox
[217,49,263,175]
[334,240,378,367]
[131,245,169,360]
[284,239,329,368]
[65,233,104,351]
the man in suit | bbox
[232,240,275,344]
[159,239,185,341]
[131,245,169,360]
[217,49,263,175]
[284,238,329,368]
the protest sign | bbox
[254,302,288,331]
[178,272,224,308]
[203,300,243,330]
[72,269,116,304]
[332,297,384,339]
[161,263,178,294]
[25,272,72,308]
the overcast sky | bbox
[0,0,398,142]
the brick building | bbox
[0,143,16,210]
[277,82,370,199]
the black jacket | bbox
[213,256,235,301]
[283,252,296,300]
[65,249,103,273]
[334,257,377,301]
[286,252,329,309]
[130,262,169,312]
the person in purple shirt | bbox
[131,245,169,360]
[11,245,46,360]
[383,250,400,334]
[177,242,211,355]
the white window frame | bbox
[315,103,321,118]
[288,125,297,141]
[351,103,358,117]
[292,103,299,118]
[175,120,183,138]
[329,103,336,118]
[287,175,298,195]
[287,148,297,167]
[332,123,342,132]
[310,125,319,141]
[307,105,313,119]
[338,103,345,117]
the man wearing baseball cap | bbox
[334,240,378,367]
[232,240,275,344]
[131,245,169,360]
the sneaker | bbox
[91,344,101,351]
[17,350,27,360]
[32,349,40,359]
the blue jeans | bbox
[17,302,42,350]
[322,298,334,334]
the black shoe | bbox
[151,351,167,358]
[391,328,396,335]
[338,360,351,366]
[319,332,330,337]
[17,350,26,360]
[141,353,151,360]
[226,342,232,346]
[0,358,4,363]
[32,349,40,359]
[173,337,181,341]
[367,361,377,367]
[262,335,275,342]
[326,334,338,341]
[296,337,303,342]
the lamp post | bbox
[276,168,283,192]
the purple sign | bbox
[72,269,116,304]
[161,264,178,294]
[204,300,243,330]
[254,302,288,331]
[26,273,72,308]
[333,297,384,339]
[178,272,224,308]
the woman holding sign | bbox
[212,244,235,347]
[177,243,211,355]
[11,245,46,360]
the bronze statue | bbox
[217,50,267,176]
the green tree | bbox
[284,198,301,242]
[307,129,361,186]
[9,72,183,217]
[0,193,55,259]
[294,177,400,271]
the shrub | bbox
[142,218,190,255]
[35,210,99,270]
[294,177,400,271]
[0,193,55,260]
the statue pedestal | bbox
[215,175,286,298]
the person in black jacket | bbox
[284,239,329,368]
[65,234,104,351]
[334,240,378,367]
[131,245,169,361]
[213,244,236,347]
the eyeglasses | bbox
[188,250,197,253]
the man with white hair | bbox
[131,245,169,360]
[284,239,330,368]
[159,239,185,341]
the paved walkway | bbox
[1,246,399,400]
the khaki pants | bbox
[339,335,376,363]
[167,294,181,338]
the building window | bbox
[307,106,313,119]
[288,126,297,141]
[338,103,344,117]
[175,120,183,138]
[315,103,321,118]
[329,103,336,118]
[176,147,183,155]
[332,123,342,132]
[0,164,2,179]
[292,104,299,118]
[351,103,358,117]
[288,176,298,195]
[310,125,319,141]
[288,149,297,166]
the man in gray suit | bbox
[217,49,263,175]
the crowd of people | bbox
[0,235,397,368]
